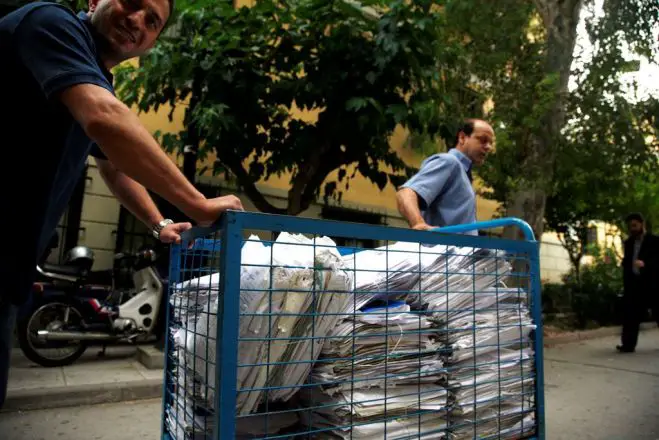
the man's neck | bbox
[455,145,469,158]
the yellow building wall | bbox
[128,94,499,220]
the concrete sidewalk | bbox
[2,323,654,413]
[3,345,163,412]
[545,329,659,439]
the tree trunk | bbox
[183,76,203,184]
[505,0,583,241]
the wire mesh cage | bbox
[162,211,545,440]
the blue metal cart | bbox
[161,211,545,439]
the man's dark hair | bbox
[453,119,478,148]
[625,212,645,224]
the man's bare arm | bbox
[59,83,225,224]
[396,188,433,230]
[95,157,164,228]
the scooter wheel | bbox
[17,300,88,368]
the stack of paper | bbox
[440,288,537,439]
[309,301,447,394]
[298,301,451,438]
[444,301,536,363]
[341,241,460,308]
[451,407,536,440]
[165,396,299,440]
[298,385,452,439]
[167,232,353,438]
[408,249,513,313]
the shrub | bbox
[542,246,624,329]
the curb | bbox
[543,322,656,347]
[1,378,163,413]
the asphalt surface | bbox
[1,331,658,440]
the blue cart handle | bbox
[432,217,536,241]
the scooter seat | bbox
[41,262,85,278]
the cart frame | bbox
[161,210,545,440]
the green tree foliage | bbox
[543,0,659,275]
[114,0,458,215]
[463,0,659,245]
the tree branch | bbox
[220,152,287,215]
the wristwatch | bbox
[152,218,174,239]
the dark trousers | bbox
[0,300,17,409]
[620,281,659,350]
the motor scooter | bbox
[17,246,168,367]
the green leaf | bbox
[346,97,369,111]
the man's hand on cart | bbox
[194,195,245,226]
[158,222,194,245]
[412,222,434,231]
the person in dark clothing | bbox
[0,0,244,409]
[617,212,659,353]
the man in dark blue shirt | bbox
[0,0,243,408]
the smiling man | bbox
[396,119,495,235]
[0,0,243,408]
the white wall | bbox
[538,233,573,283]
[77,161,122,270]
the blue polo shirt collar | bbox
[449,148,473,174]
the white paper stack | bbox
[444,301,536,363]
[299,301,451,438]
[341,241,460,308]
[310,301,447,394]
[165,397,299,440]
[441,289,537,439]
[298,385,452,439]
[408,249,513,313]
[167,232,353,438]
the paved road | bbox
[0,398,161,440]
[2,331,659,440]
[544,330,659,440]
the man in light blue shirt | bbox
[396,119,495,235]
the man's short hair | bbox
[625,212,645,224]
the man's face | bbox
[458,121,495,166]
[627,219,644,237]
[89,0,169,62]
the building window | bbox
[584,226,598,255]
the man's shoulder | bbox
[2,2,87,36]
[420,152,460,169]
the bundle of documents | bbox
[168,232,353,418]
[444,301,536,363]
[440,285,537,439]
[409,249,513,313]
[298,385,452,439]
[298,301,452,438]
[310,301,447,394]
[342,241,512,312]
[451,408,536,440]
[165,396,299,440]
[341,241,462,307]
